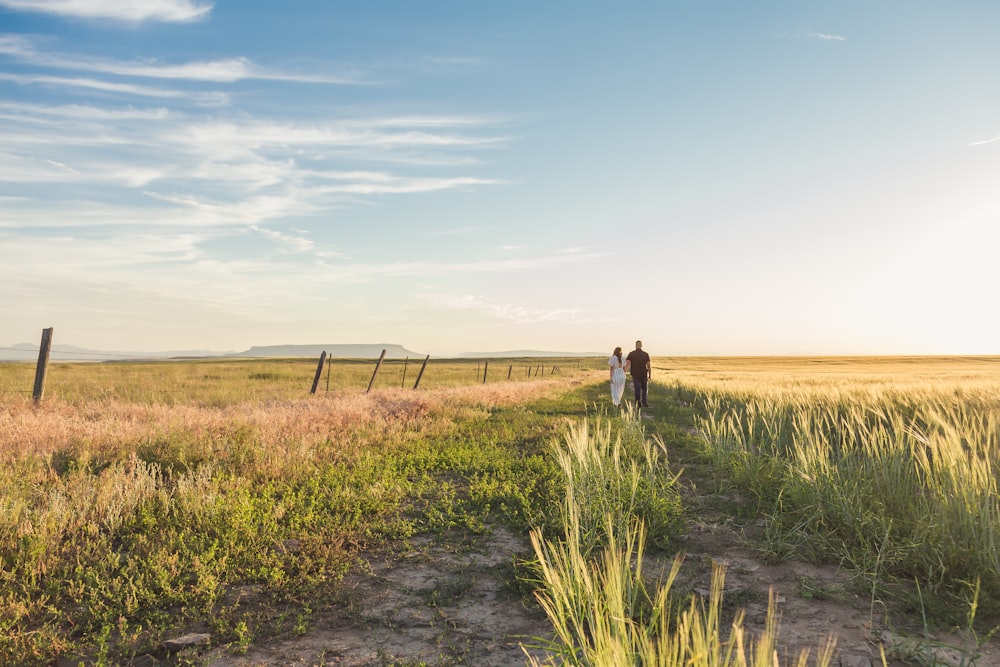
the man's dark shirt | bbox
[626,349,650,379]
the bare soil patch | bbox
[203,525,548,666]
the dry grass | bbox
[0,358,599,665]
[1,377,587,463]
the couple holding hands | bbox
[609,340,651,408]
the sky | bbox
[1,1,999,357]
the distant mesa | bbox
[231,344,421,359]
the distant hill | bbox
[456,349,604,359]
[1,342,597,362]
[231,344,421,359]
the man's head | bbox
[635,340,642,349]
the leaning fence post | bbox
[507,365,512,380]
[32,327,53,404]
[482,360,488,384]
[413,354,430,389]
[366,349,386,394]
[401,356,409,388]
[310,351,327,395]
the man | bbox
[624,340,651,407]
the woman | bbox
[609,346,626,407]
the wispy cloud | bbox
[968,134,1000,147]
[0,228,603,321]
[0,96,511,228]
[0,12,527,331]
[0,72,230,104]
[0,0,213,23]
[317,250,607,281]
[0,35,359,84]
[0,99,172,120]
[251,225,315,252]
[420,293,585,323]
[808,32,846,42]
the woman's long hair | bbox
[613,346,623,363]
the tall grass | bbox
[526,409,835,666]
[547,405,683,554]
[674,358,1000,618]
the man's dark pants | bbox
[632,376,648,406]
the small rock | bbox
[164,632,211,652]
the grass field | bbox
[0,356,614,665]
[2,354,998,665]
[665,356,1000,628]
[0,355,594,405]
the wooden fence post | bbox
[325,355,332,393]
[32,327,53,404]
[413,354,430,389]
[366,349,386,394]
[482,360,488,384]
[507,365,512,380]
[310,351,327,395]
[401,356,409,388]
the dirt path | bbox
[203,525,549,666]
[198,409,1000,666]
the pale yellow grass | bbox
[1,378,585,465]
[1,377,589,564]
[655,355,1000,397]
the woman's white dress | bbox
[609,355,626,406]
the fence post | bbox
[32,327,53,404]
[325,355,332,393]
[413,354,430,389]
[366,349,386,394]
[482,360,488,384]
[310,351,327,394]
[401,356,409,388]
[507,364,512,380]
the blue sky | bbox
[2,1,999,356]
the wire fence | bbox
[1,337,605,403]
